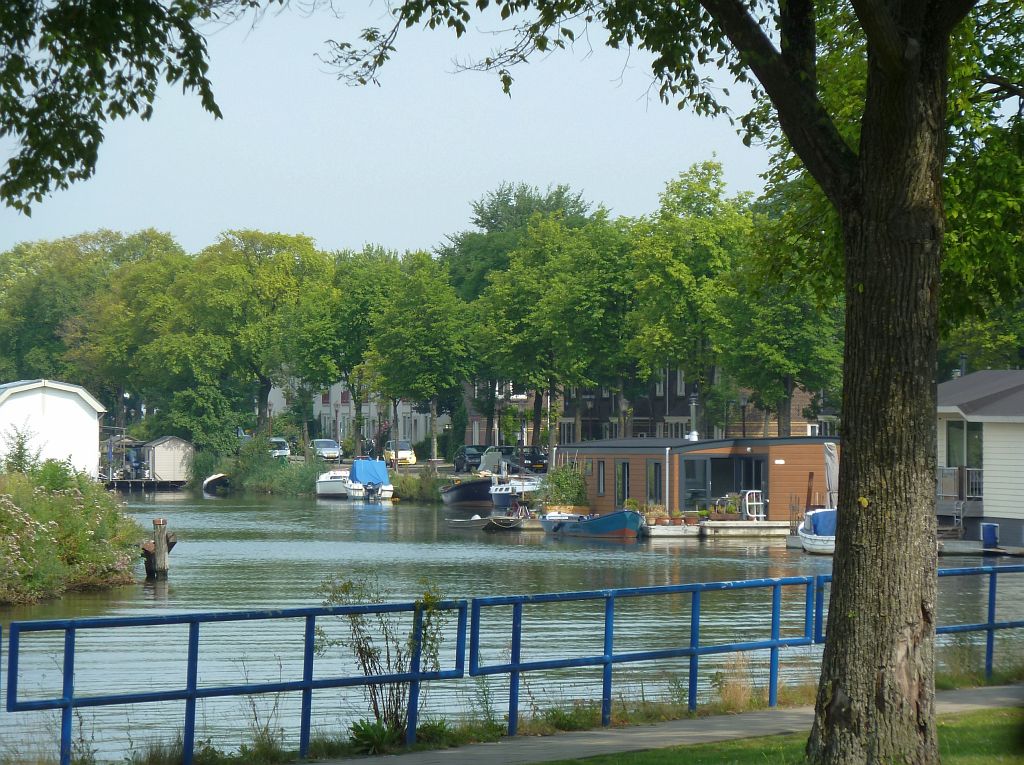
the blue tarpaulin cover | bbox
[811,509,837,537]
[350,459,391,485]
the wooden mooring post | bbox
[141,518,176,580]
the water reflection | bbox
[1,491,1020,761]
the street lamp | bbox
[688,391,699,441]
[738,392,749,438]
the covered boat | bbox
[440,477,493,509]
[344,459,394,500]
[798,508,836,554]
[316,468,350,497]
[539,509,645,540]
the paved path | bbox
[316,684,1024,764]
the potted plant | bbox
[541,465,589,513]
[644,504,668,526]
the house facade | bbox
[553,436,838,523]
[936,370,1024,544]
[0,379,106,477]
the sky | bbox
[0,7,771,256]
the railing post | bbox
[602,594,615,727]
[688,590,700,712]
[405,607,424,746]
[299,615,315,758]
[769,584,781,707]
[986,570,997,679]
[804,578,815,642]
[183,621,199,765]
[60,628,76,765]
[815,575,828,643]
[508,602,523,735]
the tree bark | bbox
[806,29,945,765]
[532,387,544,446]
[778,375,794,437]
[256,374,272,432]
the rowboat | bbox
[539,509,645,540]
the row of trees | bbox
[0,163,852,456]
[2,164,1015,460]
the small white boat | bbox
[489,474,544,510]
[316,468,350,498]
[798,508,837,554]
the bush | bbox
[391,471,449,503]
[541,464,588,506]
[0,468,144,604]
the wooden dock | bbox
[104,479,187,492]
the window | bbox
[646,460,663,504]
[655,370,665,398]
[807,424,820,436]
[676,367,686,396]
[946,421,965,467]
[615,461,630,505]
[584,458,594,476]
[601,387,610,398]
[597,461,606,496]
[321,390,330,405]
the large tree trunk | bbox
[532,388,544,446]
[807,35,945,765]
[256,374,272,432]
[777,375,793,437]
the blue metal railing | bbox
[4,601,468,765]
[3,565,1023,764]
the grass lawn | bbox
[543,708,1024,765]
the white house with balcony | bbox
[0,379,106,477]
[937,370,1024,544]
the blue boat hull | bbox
[540,510,645,540]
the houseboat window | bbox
[597,460,606,496]
[584,458,593,476]
[615,461,630,505]
[646,460,663,503]
[683,458,709,510]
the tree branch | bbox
[849,0,907,76]
[931,0,981,37]
[780,0,817,92]
[698,0,858,209]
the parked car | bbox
[383,439,417,465]
[268,437,291,459]
[453,444,487,473]
[310,438,342,462]
[514,446,548,473]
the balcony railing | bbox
[936,466,983,500]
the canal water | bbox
[1,492,1020,762]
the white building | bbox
[142,435,194,482]
[936,369,1024,545]
[0,379,106,477]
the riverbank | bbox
[0,466,143,605]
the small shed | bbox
[142,436,194,482]
[0,379,106,477]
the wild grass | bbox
[391,470,449,502]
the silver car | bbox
[268,437,291,459]
[310,438,342,462]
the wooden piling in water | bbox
[141,519,175,580]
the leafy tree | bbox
[288,246,401,454]
[440,182,594,301]
[0,0,234,213]
[368,251,471,460]
[713,252,844,436]
[625,162,753,432]
[0,230,143,388]
[326,1,1024,760]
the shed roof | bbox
[0,379,106,413]
[937,370,1024,421]
[145,435,193,448]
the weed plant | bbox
[0,461,143,605]
[391,470,448,502]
